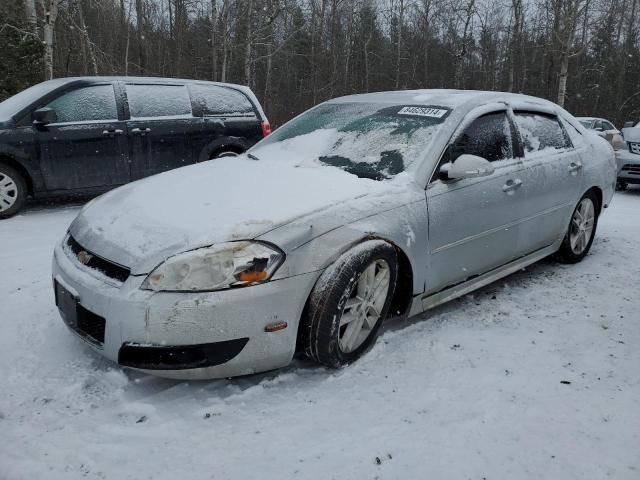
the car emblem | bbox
[77,250,93,265]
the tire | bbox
[301,240,398,368]
[555,190,599,264]
[0,162,27,219]
[616,181,627,191]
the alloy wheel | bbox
[338,259,391,353]
[0,172,18,212]
[569,197,595,255]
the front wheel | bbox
[301,240,398,368]
[0,163,27,219]
[555,191,599,264]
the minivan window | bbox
[190,84,254,116]
[126,84,192,118]
[452,112,513,162]
[514,112,571,153]
[45,85,118,123]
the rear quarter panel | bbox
[582,131,616,209]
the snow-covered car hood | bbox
[69,156,410,275]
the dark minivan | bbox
[0,77,270,218]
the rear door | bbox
[188,83,263,159]
[513,111,583,253]
[36,83,129,190]
[124,83,202,180]
[426,110,527,293]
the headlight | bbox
[141,241,284,292]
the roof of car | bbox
[0,76,267,124]
[329,89,561,111]
[49,76,249,89]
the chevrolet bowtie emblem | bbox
[77,250,93,265]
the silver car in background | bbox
[52,90,616,379]
[618,122,640,190]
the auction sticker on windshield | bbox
[397,106,449,118]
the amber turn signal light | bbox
[238,270,268,283]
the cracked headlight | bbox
[141,241,284,292]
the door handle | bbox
[102,129,124,136]
[502,178,523,193]
[131,127,151,135]
[568,161,583,173]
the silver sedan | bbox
[52,90,616,379]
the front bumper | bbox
[52,241,319,379]
[616,150,640,184]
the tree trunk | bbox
[43,0,59,80]
[25,0,38,37]
[135,0,145,74]
[76,0,98,75]
[244,0,253,87]
[211,0,218,80]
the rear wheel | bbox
[211,150,240,159]
[301,240,398,368]
[555,191,598,264]
[0,163,27,219]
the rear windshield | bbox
[250,102,450,180]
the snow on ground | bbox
[1,191,639,480]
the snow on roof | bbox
[329,89,560,112]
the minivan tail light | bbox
[261,121,271,137]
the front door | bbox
[37,84,129,191]
[124,83,203,180]
[425,110,527,294]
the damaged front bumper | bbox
[52,240,319,380]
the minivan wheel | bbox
[555,191,598,264]
[212,150,239,159]
[0,163,27,219]
[301,240,398,368]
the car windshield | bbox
[250,102,450,180]
[578,119,594,128]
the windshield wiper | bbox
[247,153,260,161]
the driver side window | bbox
[45,85,118,123]
[451,112,513,163]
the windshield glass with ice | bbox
[250,102,450,180]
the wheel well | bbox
[0,156,33,196]
[294,237,414,354]
[388,243,414,318]
[209,144,245,159]
[588,186,603,216]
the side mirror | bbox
[32,107,57,126]
[440,154,495,181]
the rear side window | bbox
[126,84,192,118]
[452,112,513,162]
[189,84,255,116]
[45,85,117,123]
[602,120,615,131]
[514,112,571,154]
